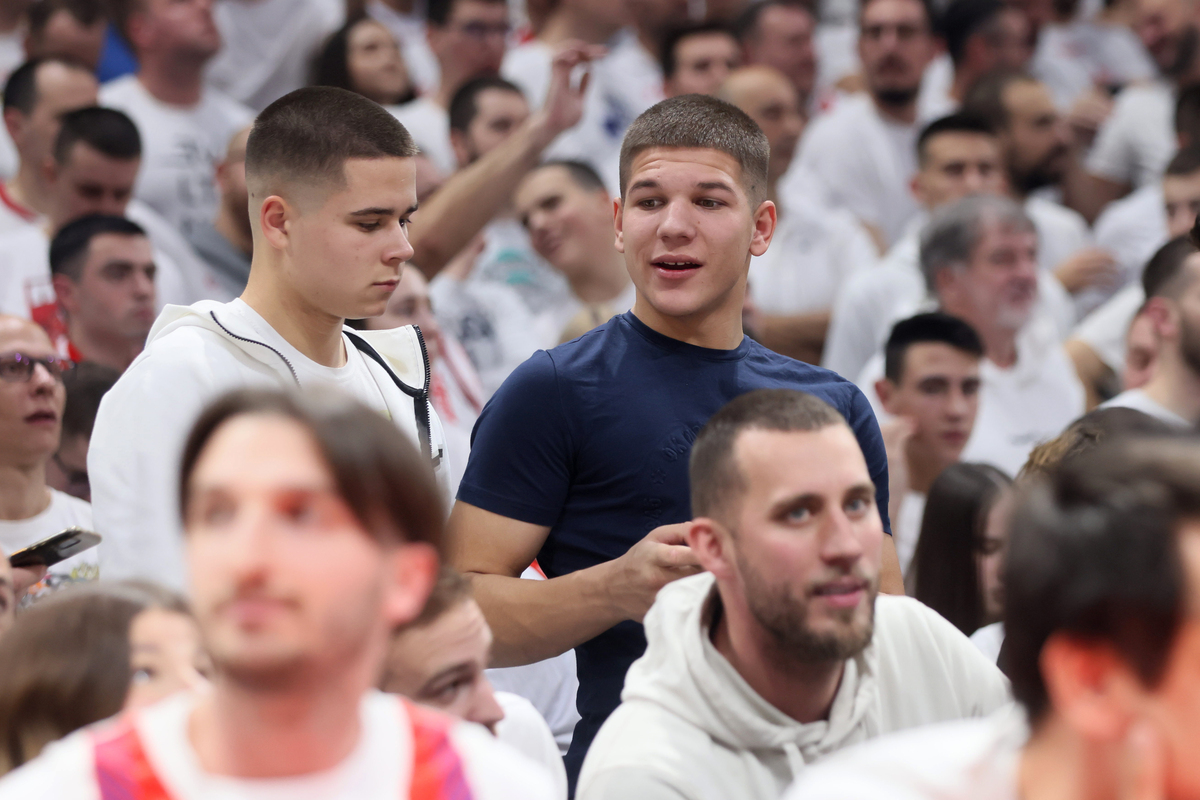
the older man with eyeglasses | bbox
[0,315,95,603]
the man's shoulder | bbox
[581,697,715,784]
[98,75,141,106]
[1026,195,1088,235]
[446,714,557,800]
[743,342,867,406]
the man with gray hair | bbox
[860,194,1086,475]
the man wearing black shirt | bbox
[448,94,901,790]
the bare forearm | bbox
[409,116,556,276]
[758,311,831,365]
[468,561,627,667]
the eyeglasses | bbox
[0,352,71,383]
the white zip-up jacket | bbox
[577,573,1011,800]
[88,299,448,588]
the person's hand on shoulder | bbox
[606,523,703,623]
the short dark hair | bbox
[28,0,106,38]
[53,106,141,166]
[690,389,846,522]
[1166,145,1200,178]
[911,462,1012,636]
[661,23,738,81]
[2,57,90,115]
[734,0,814,42]
[246,87,418,197]
[962,69,1037,132]
[883,312,984,383]
[619,94,770,203]
[535,159,607,193]
[1143,235,1198,298]
[179,388,443,549]
[61,361,120,441]
[426,0,505,26]
[448,75,524,134]
[940,0,1005,66]
[50,214,147,281]
[1005,437,1200,724]
[1175,83,1200,140]
[916,112,995,165]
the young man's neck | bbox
[568,250,630,304]
[241,265,348,368]
[712,590,845,724]
[137,55,207,107]
[189,668,372,779]
[1019,716,1118,800]
[1140,348,1200,424]
[0,461,52,521]
[538,10,616,46]
[5,166,48,216]
[631,278,746,350]
[70,324,144,372]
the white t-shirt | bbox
[916,54,958,122]
[749,195,879,316]
[601,30,664,122]
[0,489,96,598]
[782,710,1026,800]
[1093,183,1167,286]
[1086,81,1176,189]
[100,76,254,238]
[206,0,344,112]
[367,0,440,96]
[1035,20,1154,105]
[1072,281,1145,374]
[894,490,925,579]
[970,622,1005,664]
[792,92,921,246]
[495,691,568,799]
[0,691,556,800]
[1100,388,1191,427]
[390,97,455,176]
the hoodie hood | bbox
[622,573,881,779]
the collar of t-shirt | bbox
[620,311,750,362]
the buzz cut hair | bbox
[245,86,418,199]
[619,94,770,205]
[690,389,847,523]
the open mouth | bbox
[24,411,57,425]
[811,578,868,608]
[652,257,702,277]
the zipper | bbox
[210,311,299,385]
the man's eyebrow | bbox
[419,662,474,691]
[697,181,735,192]
[628,179,660,193]
[348,206,398,216]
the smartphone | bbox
[8,528,101,568]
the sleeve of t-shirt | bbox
[1086,94,1136,185]
[457,351,577,526]
[841,384,892,535]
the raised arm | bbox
[447,502,701,667]
[408,42,604,276]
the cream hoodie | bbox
[88,299,447,588]
[577,573,1011,800]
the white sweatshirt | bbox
[577,573,1012,800]
[88,299,447,589]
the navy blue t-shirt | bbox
[458,312,890,785]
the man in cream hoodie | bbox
[88,86,446,588]
[577,389,1009,800]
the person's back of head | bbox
[1004,436,1200,756]
[910,462,1012,634]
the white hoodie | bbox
[88,298,448,588]
[577,573,1012,800]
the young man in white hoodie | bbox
[576,388,1010,800]
[88,86,446,589]
[785,435,1200,800]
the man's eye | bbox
[637,199,661,209]
[846,497,869,515]
[359,221,382,232]
[698,198,721,209]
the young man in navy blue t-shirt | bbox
[448,94,902,788]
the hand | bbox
[534,41,607,145]
[607,523,704,622]
[12,564,46,598]
[1067,87,1114,149]
[1054,248,1120,294]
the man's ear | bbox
[876,378,897,414]
[1041,634,1144,742]
[258,195,293,251]
[686,517,735,580]
[613,196,625,253]
[52,273,79,314]
[1143,298,1178,341]
[749,199,777,257]
[449,130,470,172]
[381,542,438,629]
[3,107,24,143]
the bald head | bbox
[0,314,54,349]
[718,66,804,182]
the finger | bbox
[657,544,701,569]
[648,523,691,545]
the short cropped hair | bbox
[448,76,523,134]
[690,389,846,522]
[179,387,443,550]
[245,87,417,198]
[1143,235,1198,298]
[61,361,120,441]
[734,0,814,42]
[536,159,607,193]
[962,69,1037,132]
[916,112,995,166]
[53,106,141,165]
[661,23,737,80]
[50,214,147,281]
[883,312,984,383]
[941,0,1005,67]
[2,57,90,115]
[1006,437,1200,724]
[619,94,770,204]
[919,194,1035,293]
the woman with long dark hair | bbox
[909,462,1012,637]
[312,16,416,107]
